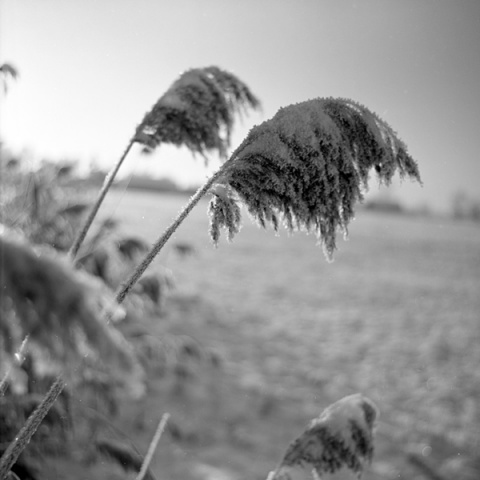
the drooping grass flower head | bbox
[134,66,261,159]
[0,62,19,94]
[210,97,421,259]
[268,394,379,480]
[0,228,144,396]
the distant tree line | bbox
[452,191,480,222]
[113,174,194,195]
[73,168,195,195]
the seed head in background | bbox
[134,66,261,160]
[209,97,422,260]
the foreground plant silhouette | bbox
[69,66,260,259]
[1,95,420,479]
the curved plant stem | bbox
[0,376,64,479]
[69,137,136,260]
[115,159,233,304]
[135,413,170,480]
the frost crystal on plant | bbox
[215,97,421,260]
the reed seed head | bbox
[211,97,421,259]
[135,66,260,160]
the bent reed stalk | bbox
[69,137,135,260]
[115,159,232,304]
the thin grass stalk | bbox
[0,376,64,479]
[135,413,170,480]
[115,160,232,304]
[69,137,135,260]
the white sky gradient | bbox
[1,0,479,213]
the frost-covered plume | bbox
[211,98,421,259]
[135,66,261,158]
[267,394,379,480]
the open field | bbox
[45,189,480,479]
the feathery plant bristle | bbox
[211,97,421,259]
[208,185,242,244]
[135,66,261,159]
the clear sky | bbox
[1,0,479,213]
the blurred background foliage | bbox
[0,149,221,479]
